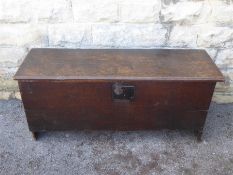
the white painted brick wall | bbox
[91,24,167,47]
[0,0,232,102]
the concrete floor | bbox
[0,100,233,175]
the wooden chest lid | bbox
[14,49,224,81]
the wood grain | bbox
[15,49,224,140]
[14,49,224,81]
[19,81,215,132]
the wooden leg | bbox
[31,132,38,140]
[194,128,203,142]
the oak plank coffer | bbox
[14,49,224,140]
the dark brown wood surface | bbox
[14,49,224,81]
[19,81,215,132]
[15,49,224,140]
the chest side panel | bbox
[19,81,215,131]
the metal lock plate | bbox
[112,83,135,101]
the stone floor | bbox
[0,99,233,175]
